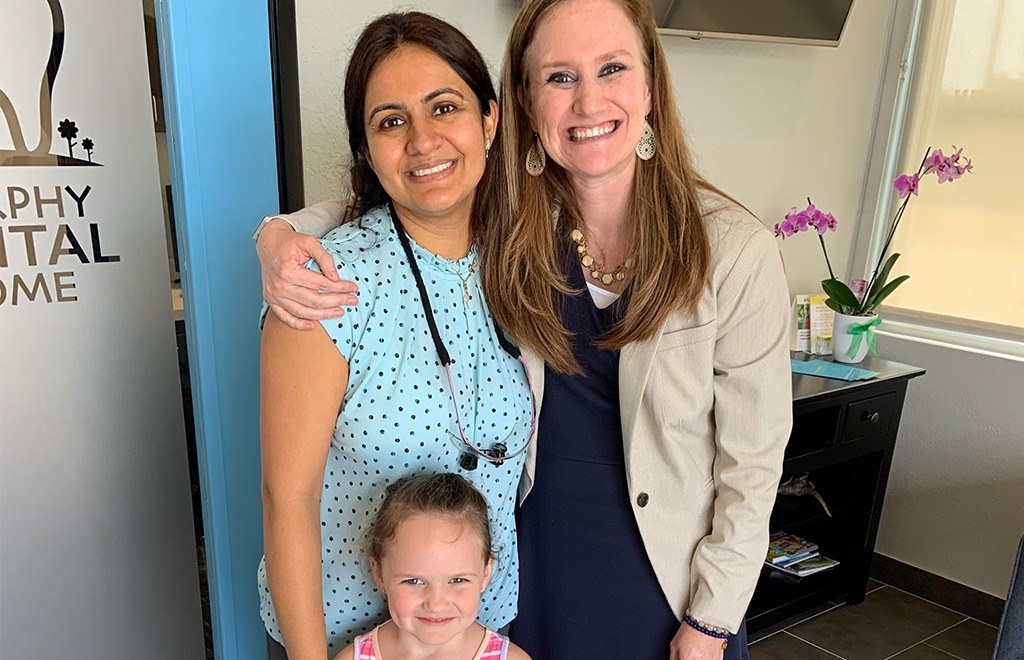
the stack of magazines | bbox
[766,531,839,577]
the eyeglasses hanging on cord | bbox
[388,202,536,470]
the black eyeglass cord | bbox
[387,202,528,470]
[388,201,519,362]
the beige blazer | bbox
[517,197,792,633]
[277,194,792,634]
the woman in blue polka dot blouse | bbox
[257,13,532,659]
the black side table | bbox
[746,353,925,635]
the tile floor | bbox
[749,580,999,660]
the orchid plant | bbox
[775,145,973,317]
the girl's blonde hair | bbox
[366,473,493,563]
[480,0,729,374]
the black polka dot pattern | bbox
[257,205,531,650]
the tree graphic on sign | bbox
[82,137,95,162]
[58,118,78,157]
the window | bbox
[869,0,1023,334]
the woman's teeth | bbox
[571,122,616,141]
[411,161,454,177]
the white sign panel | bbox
[1,1,204,656]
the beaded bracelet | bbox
[683,611,730,640]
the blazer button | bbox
[636,492,650,508]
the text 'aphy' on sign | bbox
[1,184,121,307]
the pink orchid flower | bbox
[781,144,973,316]
[805,203,823,225]
[792,211,810,233]
[936,161,957,183]
[774,217,796,238]
[925,145,973,184]
[775,199,840,281]
[894,173,920,198]
[805,202,836,236]
[813,212,838,235]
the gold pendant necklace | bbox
[570,228,634,285]
[447,260,478,305]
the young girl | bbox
[335,474,530,660]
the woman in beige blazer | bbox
[256,1,790,657]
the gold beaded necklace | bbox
[570,228,634,285]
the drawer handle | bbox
[863,411,880,424]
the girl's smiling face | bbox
[371,513,493,649]
[523,0,652,186]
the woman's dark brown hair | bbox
[366,473,493,563]
[343,12,498,224]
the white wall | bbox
[875,338,1024,598]
[294,0,1024,599]
[662,0,895,296]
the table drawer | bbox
[842,392,896,443]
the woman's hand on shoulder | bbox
[256,217,359,330]
[670,623,726,660]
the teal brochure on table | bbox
[790,359,879,382]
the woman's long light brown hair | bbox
[479,0,729,374]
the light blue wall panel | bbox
[157,2,278,656]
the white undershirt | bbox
[586,281,621,310]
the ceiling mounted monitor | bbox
[654,0,856,47]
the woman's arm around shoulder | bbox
[257,199,358,330]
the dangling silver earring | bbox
[636,120,656,161]
[485,140,492,160]
[525,133,546,176]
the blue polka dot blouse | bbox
[258,205,531,651]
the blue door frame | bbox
[156,2,279,656]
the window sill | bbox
[875,307,1024,363]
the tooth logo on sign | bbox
[1,0,129,308]
[1,0,102,167]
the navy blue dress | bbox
[509,240,749,659]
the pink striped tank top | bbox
[352,623,509,660]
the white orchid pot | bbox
[832,312,880,364]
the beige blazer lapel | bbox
[518,345,546,502]
[618,328,666,458]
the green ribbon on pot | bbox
[846,316,881,359]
